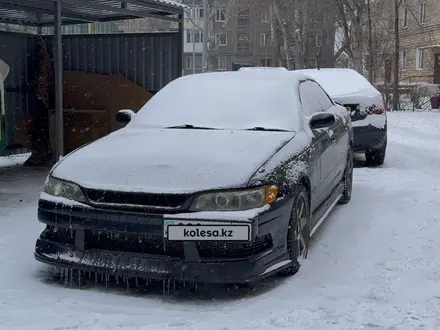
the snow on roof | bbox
[293,68,380,98]
[131,71,304,131]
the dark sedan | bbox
[35,70,353,284]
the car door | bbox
[326,103,350,185]
[298,80,336,211]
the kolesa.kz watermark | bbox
[166,224,251,241]
[183,228,233,238]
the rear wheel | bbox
[279,185,310,276]
[365,137,387,167]
[339,145,353,204]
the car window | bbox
[298,80,334,116]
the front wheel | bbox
[279,185,310,276]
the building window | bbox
[401,51,407,70]
[186,29,191,43]
[215,33,227,46]
[237,42,250,52]
[260,33,271,46]
[403,7,408,28]
[217,57,227,70]
[186,56,202,69]
[185,57,192,69]
[315,35,322,47]
[196,7,204,19]
[416,49,424,69]
[238,8,250,17]
[186,29,203,43]
[420,3,426,24]
[237,8,250,26]
[260,58,272,67]
[216,9,227,22]
[261,11,269,22]
[237,32,248,40]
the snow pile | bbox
[0,153,30,168]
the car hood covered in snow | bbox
[52,128,295,194]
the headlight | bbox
[189,185,278,212]
[43,176,86,202]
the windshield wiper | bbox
[165,124,220,130]
[245,127,291,132]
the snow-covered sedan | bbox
[35,70,353,284]
[295,68,387,166]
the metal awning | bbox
[0,0,187,26]
[0,0,186,161]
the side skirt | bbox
[309,183,344,237]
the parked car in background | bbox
[35,70,353,285]
[294,68,387,166]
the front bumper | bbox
[353,124,387,153]
[35,198,293,284]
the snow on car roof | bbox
[130,71,306,131]
[294,68,380,98]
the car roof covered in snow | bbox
[293,68,380,98]
[131,70,311,131]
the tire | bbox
[339,145,354,205]
[365,137,387,167]
[279,185,310,276]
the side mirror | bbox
[116,109,135,125]
[309,112,335,130]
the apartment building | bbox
[380,0,440,84]
[182,0,204,75]
[209,0,336,71]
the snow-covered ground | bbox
[1,111,440,330]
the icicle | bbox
[95,272,98,287]
[162,279,166,294]
[78,270,81,289]
[88,271,91,279]
[105,273,108,288]
[60,267,64,281]
[116,275,119,285]
[126,278,129,292]
[135,277,138,287]
[101,273,104,282]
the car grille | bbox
[197,234,272,259]
[84,230,185,258]
[43,226,272,260]
[43,226,75,245]
[84,188,190,212]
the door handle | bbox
[331,136,336,143]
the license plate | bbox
[166,224,251,241]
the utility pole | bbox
[192,0,196,74]
[392,0,400,111]
[202,0,209,72]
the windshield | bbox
[129,73,299,131]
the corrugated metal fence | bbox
[0,31,182,150]
[0,32,38,150]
